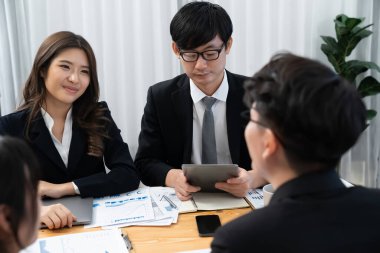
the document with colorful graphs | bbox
[85,188,154,228]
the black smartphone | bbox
[195,214,221,237]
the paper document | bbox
[150,186,197,214]
[21,229,128,253]
[179,198,198,213]
[245,189,264,209]
[86,188,154,228]
[104,195,173,228]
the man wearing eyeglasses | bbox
[211,53,380,252]
[135,1,266,200]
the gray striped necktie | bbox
[202,96,217,164]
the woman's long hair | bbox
[19,31,109,156]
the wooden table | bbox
[39,207,252,253]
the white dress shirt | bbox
[41,107,80,194]
[190,70,232,164]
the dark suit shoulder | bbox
[347,186,380,205]
[149,73,189,95]
[225,70,249,88]
[95,101,111,116]
[97,101,109,108]
[0,109,30,135]
[0,108,29,121]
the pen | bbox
[122,233,133,250]
[163,195,178,209]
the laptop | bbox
[41,196,93,228]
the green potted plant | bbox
[321,14,380,120]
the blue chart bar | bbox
[105,196,148,207]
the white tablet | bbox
[182,164,239,192]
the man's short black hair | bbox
[244,53,367,172]
[170,1,233,50]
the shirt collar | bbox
[41,107,73,132]
[190,69,229,103]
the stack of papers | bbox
[82,186,258,229]
[86,187,179,228]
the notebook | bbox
[41,196,93,228]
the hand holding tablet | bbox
[182,164,239,192]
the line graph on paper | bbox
[86,188,155,228]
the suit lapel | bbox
[30,114,67,171]
[67,125,86,172]
[226,72,243,164]
[171,77,193,163]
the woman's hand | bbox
[40,204,77,229]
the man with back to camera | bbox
[135,1,267,200]
[211,53,380,252]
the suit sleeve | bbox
[134,87,173,186]
[0,113,24,137]
[74,102,140,197]
[210,227,231,253]
[0,117,9,134]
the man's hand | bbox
[40,204,77,229]
[39,181,76,199]
[165,169,201,201]
[215,168,267,197]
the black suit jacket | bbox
[0,101,140,197]
[135,70,251,186]
[211,169,380,253]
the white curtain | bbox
[1,0,379,187]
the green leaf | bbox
[321,36,339,53]
[349,60,380,72]
[338,24,373,57]
[358,76,380,98]
[367,109,377,121]
[321,44,341,72]
[352,24,373,39]
[345,17,364,30]
[320,36,343,69]
[341,60,380,82]
[339,35,361,57]
[335,14,363,39]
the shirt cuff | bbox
[72,182,80,195]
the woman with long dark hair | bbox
[0,31,140,229]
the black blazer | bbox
[0,101,140,197]
[211,169,380,253]
[135,70,251,186]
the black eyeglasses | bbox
[241,109,288,149]
[179,44,224,62]
[240,110,268,128]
